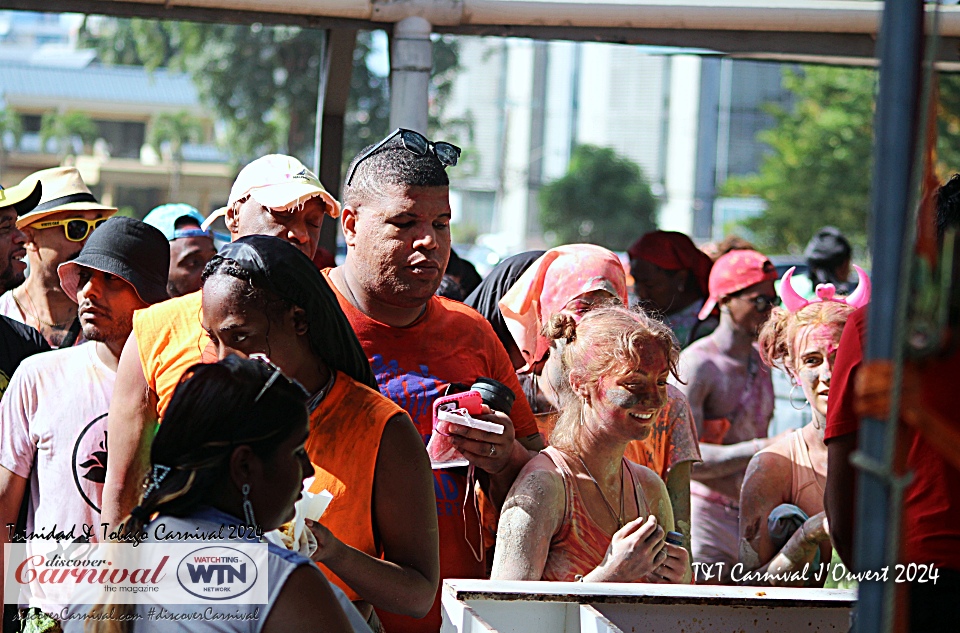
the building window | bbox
[21,115,41,134]
[94,120,146,159]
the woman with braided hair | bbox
[491,306,690,584]
[198,235,437,629]
[72,355,366,632]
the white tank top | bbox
[60,507,370,632]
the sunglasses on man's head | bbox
[33,218,108,242]
[345,128,461,187]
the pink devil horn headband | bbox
[779,265,871,312]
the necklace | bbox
[306,370,337,413]
[12,288,72,330]
[576,453,625,530]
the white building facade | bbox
[443,36,789,253]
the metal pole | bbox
[312,29,330,175]
[389,16,432,133]
[853,0,923,631]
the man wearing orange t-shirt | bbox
[100,155,340,529]
[325,129,545,633]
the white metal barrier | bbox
[441,579,856,633]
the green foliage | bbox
[39,111,98,157]
[343,31,391,164]
[149,110,206,197]
[114,206,138,219]
[723,66,960,255]
[722,66,876,254]
[539,145,657,251]
[0,109,23,148]
[934,72,960,175]
[80,19,464,172]
[148,110,205,161]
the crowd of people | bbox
[0,127,956,633]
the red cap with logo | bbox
[698,249,778,320]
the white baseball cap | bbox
[202,155,340,231]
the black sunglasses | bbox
[734,294,782,313]
[345,128,461,187]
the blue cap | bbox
[143,203,209,241]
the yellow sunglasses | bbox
[32,218,108,242]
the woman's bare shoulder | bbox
[503,452,565,511]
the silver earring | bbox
[242,483,257,526]
[789,384,809,411]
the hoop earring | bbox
[789,384,809,411]
[242,483,257,526]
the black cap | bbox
[804,226,851,267]
[58,216,170,305]
[0,180,42,216]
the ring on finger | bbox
[489,443,496,457]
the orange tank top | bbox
[540,447,651,581]
[133,291,204,418]
[306,371,405,600]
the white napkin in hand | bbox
[266,477,334,558]
[293,477,334,542]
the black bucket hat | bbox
[58,216,170,305]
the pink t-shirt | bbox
[0,343,113,538]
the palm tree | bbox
[39,111,98,162]
[148,110,205,199]
[0,109,23,181]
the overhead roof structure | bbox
[9,0,960,66]
[0,61,200,113]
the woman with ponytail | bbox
[491,306,690,584]
[73,355,365,632]
[499,244,701,554]
[737,267,867,586]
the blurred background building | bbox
[0,11,232,216]
[443,38,791,254]
[0,10,789,248]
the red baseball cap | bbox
[698,249,778,320]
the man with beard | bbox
[672,249,779,583]
[0,178,49,402]
[0,217,168,603]
[0,167,117,348]
[324,130,544,632]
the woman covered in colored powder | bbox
[737,266,869,586]
[498,244,701,551]
[491,306,690,583]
